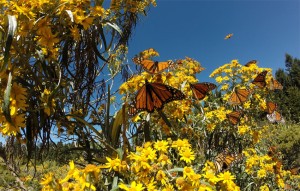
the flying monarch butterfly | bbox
[132,57,173,74]
[228,88,251,105]
[265,101,277,114]
[267,111,284,123]
[224,33,233,40]
[245,60,257,67]
[214,149,243,173]
[128,80,185,116]
[252,70,268,88]
[269,78,283,90]
[226,111,243,125]
[189,82,216,100]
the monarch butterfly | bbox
[265,101,277,114]
[132,57,173,74]
[190,82,216,100]
[214,149,243,173]
[290,167,300,175]
[266,111,284,123]
[252,71,268,88]
[226,111,243,125]
[245,60,257,67]
[269,78,283,90]
[228,88,251,105]
[224,33,233,40]
[129,80,185,115]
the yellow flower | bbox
[172,139,191,150]
[257,169,267,179]
[156,170,168,185]
[243,101,251,109]
[206,123,216,132]
[276,177,285,188]
[216,76,223,83]
[198,184,213,191]
[179,148,195,163]
[154,140,169,153]
[40,172,54,186]
[218,171,235,185]
[175,177,185,189]
[183,166,195,178]
[203,170,219,185]
[1,114,26,136]
[119,181,145,191]
[141,147,157,162]
[106,157,121,172]
[259,185,270,191]
[237,125,249,135]
[158,154,172,166]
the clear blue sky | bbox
[126,0,300,82]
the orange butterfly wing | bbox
[228,89,251,105]
[226,111,242,125]
[245,60,257,67]
[252,71,268,88]
[190,82,216,100]
[269,78,283,90]
[267,111,283,123]
[133,57,172,74]
[132,81,185,114]
[214,149,243,172]
[266,101,277,114]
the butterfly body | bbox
[190,82,216,100]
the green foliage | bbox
[275,54,300,122]
[264,123,300,169]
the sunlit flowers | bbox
[119,181,145,191]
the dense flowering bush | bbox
[1,0,299,190]
[39,49,300,190]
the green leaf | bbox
[111,107,123,147]
[2,72,13,123]
[111,176,119,191]
[105,21,122,36]
[1,15,17,73]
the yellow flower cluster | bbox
[0,82,28,136]
[243,148,300,190]
[110,0,157,13]
[40,160,105,191]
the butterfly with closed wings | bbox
[190,82,216,100]
[128,80,185,116]
[268,78,283,90]
[226,111,243,125]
